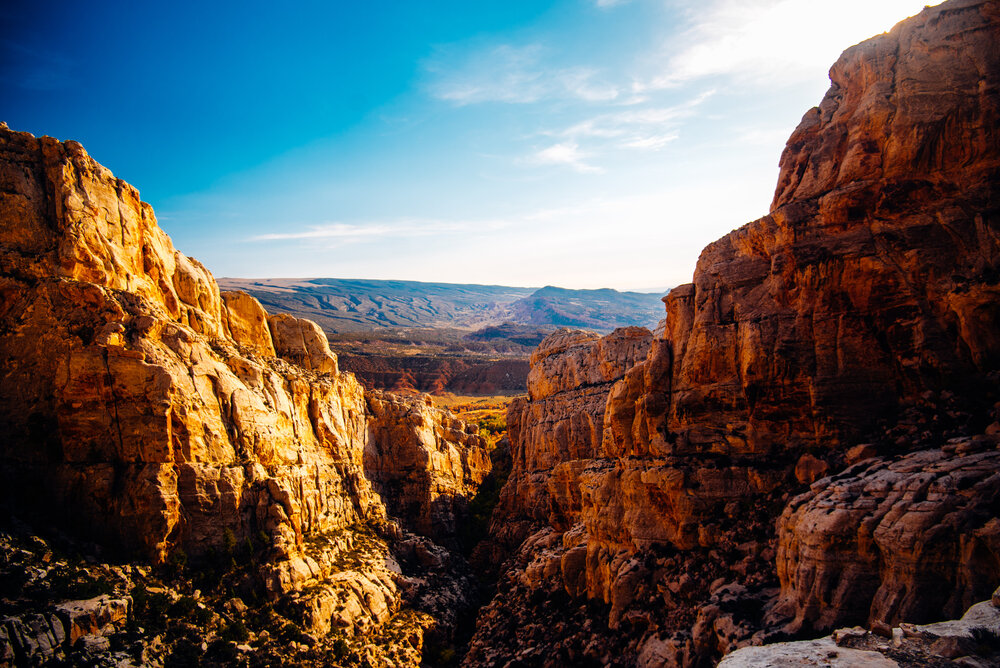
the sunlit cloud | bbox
[545,89,712,153]
[735,126,794,146]
[645,0,942,89]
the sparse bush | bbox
[330,633,350,661]
[223,528,237,557]
[222,618,250,642]
[47,569,113,600]
[131,583,171,632]
[163,548,187,579]
[459,441,512,554]
[193,605,213,626]
[206,638,240,663]
[169,595,197,620]
[164,639,201,668]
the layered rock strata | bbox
[469,1,1000,665]
[365,390,491,544]
[774,438,1000,631]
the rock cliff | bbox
[489,328,653,552]
[0,122,491,662]
[469,1,1000,665]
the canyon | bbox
[0,0,999,666]
[215,279,665,396]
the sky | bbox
[2,0,940,292]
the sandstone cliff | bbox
[488,327,653,554]
[469,1,1000,665]
[0,122,491,663]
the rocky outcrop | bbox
[0,121,490,562]
[612,0,1000,464]
[0,122,491,664]
[365,391,492,543]
[267,312,339,374]
[52,595,130,645]
[720,587,1000,667]
[221,289,276,357]
[773,438,1000,632]
[490,327,652,551]
[470,1,1000,665]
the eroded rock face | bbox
[616,1,1000,463]
[471,1,1000,665]
[774,440,1000,632]
[267,312,339,375]
[221,289,276,357]
[491,327,652,550]
[0,124,486,568]
[0,122,496,665]
[720,588,1000,667]
[591,0,1000,614]
[365,391,492,543]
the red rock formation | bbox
[491,327,652,549]
[365,390,492,542]
[597,0,1000,586]
[472,1,1000,664]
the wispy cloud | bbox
[595,0,633,8]
[528,142,604,174]
[544,89,712,155]
[249,219,482,245]
[426,44,621,105]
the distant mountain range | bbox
[217,278,667,334]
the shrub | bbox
[222,618,250,642]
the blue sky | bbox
[2,0,938,290]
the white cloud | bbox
[595,0,632,8]
[647,0,942,88]
[529,142,604,173]
[622,133,678,149]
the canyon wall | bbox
[470,1,1000,665]
[0,123,490,572]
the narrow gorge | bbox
[1,0,999,666]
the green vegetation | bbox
[477,413,507,442]
[130,583,172,633]
[460,441,513,554]
[433,394,515,449]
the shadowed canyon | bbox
[1,0,999,666]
